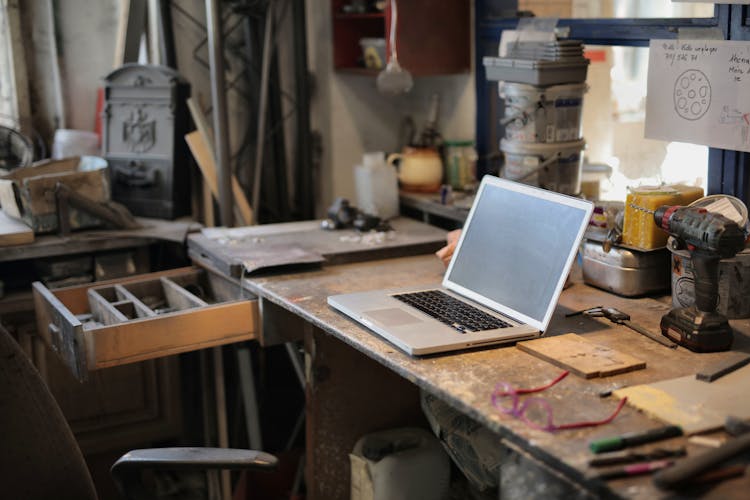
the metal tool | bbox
[566,306,678,349]
[653,420,750,489]
[589,447,686,467]
[654,205,747,352]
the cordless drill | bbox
[653,206,747,352]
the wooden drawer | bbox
[32,267,257,381]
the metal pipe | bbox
[292,0,314,219]
[206,0,233,226]
[251,0,275,224]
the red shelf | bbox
[331,0,469,76]
[334,12,385,20]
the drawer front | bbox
[33,267,257,381]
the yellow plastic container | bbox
[622,185,704,250]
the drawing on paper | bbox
[719,106,750,145]
[673,69,711,121]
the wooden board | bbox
[517,333,647,379]
[0,210,33,246]
[614,364,750,434]
[187,218,448,277]
[185,131,253,225]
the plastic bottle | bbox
[354,152,399,219]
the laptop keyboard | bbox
[393,290,511,333]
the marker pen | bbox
[590,425,683,453]
[593,459,674,481]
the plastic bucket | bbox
[499,82,587,143]
[500,138,585,195]
[669,240,750,319]
[52,129,100,159]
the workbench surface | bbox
[242,254,750,498]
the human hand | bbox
[435,229,462,267]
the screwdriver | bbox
[567,306,678,349]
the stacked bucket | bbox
[483,39,589,196]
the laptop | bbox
[327,176,594,355]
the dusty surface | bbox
[243,254,750,499]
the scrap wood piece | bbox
[185,131,252,226]
[0,209,33,246]
[517,333,646,379]
[186,98,253,226]
[696,352,750,382]
[614,364,750,434]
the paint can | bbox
[669,239,750,319]
[500,138,585,195]
[668,194,750,318]
[499,82,587,143]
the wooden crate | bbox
[0,157,109,233]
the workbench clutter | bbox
[583,189,750,353]
[484,20,589,196]
[0,156,126,238]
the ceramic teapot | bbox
[387,147,443,192]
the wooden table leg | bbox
[304,326,426,500]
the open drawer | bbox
[32,267,258,381]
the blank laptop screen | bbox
[446,183,587,323]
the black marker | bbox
[590,425,683,454]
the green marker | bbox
[590,425,683,454]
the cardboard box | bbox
[0,157,110,233]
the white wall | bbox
[307,0,476,215]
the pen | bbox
[588,447,686,467]
[593,459,674,481]
[590,425,683,453]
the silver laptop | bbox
[327,176,593,355]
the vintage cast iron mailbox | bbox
[102,64,191,218]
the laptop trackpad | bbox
[365,308,423,327]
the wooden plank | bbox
[186,98,253,225]
[6,0,32,136]
[88,288,129,325]
[0,210,33,246]
[614,364,750,434]
[32,281,87,381]
[87,301,258,368]
[161,276,207,310]
[517,333,646,379]
[114,0,146,67]
[696,352,750,382]
[185,131,252,226]
[114,284,157,318]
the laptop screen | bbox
[444,177,592,330]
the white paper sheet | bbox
[645,39,750,152]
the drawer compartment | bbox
[33,267,257,381]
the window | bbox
[475,2,748,203]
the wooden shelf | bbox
[331,0,469,76]
[335,67,381,76]
[334,12,385,20]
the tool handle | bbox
[653,432,750,489]
[692,252,721,313]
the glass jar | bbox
[444,140,476,190]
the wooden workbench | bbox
[240,254,750,499]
